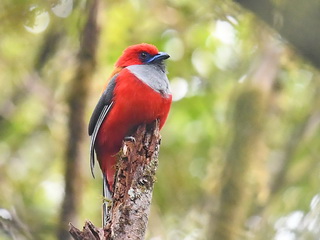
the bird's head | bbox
[115,43,170,68]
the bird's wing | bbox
[88,74,117,178]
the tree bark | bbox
[69,120,161,240]
[69,221,104,240]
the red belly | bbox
[95,69,172,189]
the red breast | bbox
[96,68,172,188]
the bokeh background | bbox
[1,0,320,239]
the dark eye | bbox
[139,51,150,62]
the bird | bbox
[88,43,172,225]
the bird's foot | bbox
[102,196,113,205]
[124,136,136,142]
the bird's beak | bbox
[147,52,170,63]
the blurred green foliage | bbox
[1,0,320,239]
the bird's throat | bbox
[127,64,171,96]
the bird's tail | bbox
[102,174,112,227]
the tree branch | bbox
[69,120,161,240]
[235,0,320,68]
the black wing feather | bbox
[88,74,117,177]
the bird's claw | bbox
[124,136,136,142]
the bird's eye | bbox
[139,51,149,61]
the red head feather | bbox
[115,43,159,67]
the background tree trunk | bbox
[57,0,100,239]
[208,40,282,240]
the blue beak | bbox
[147,52,170,63]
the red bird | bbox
[88,43,172,223]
